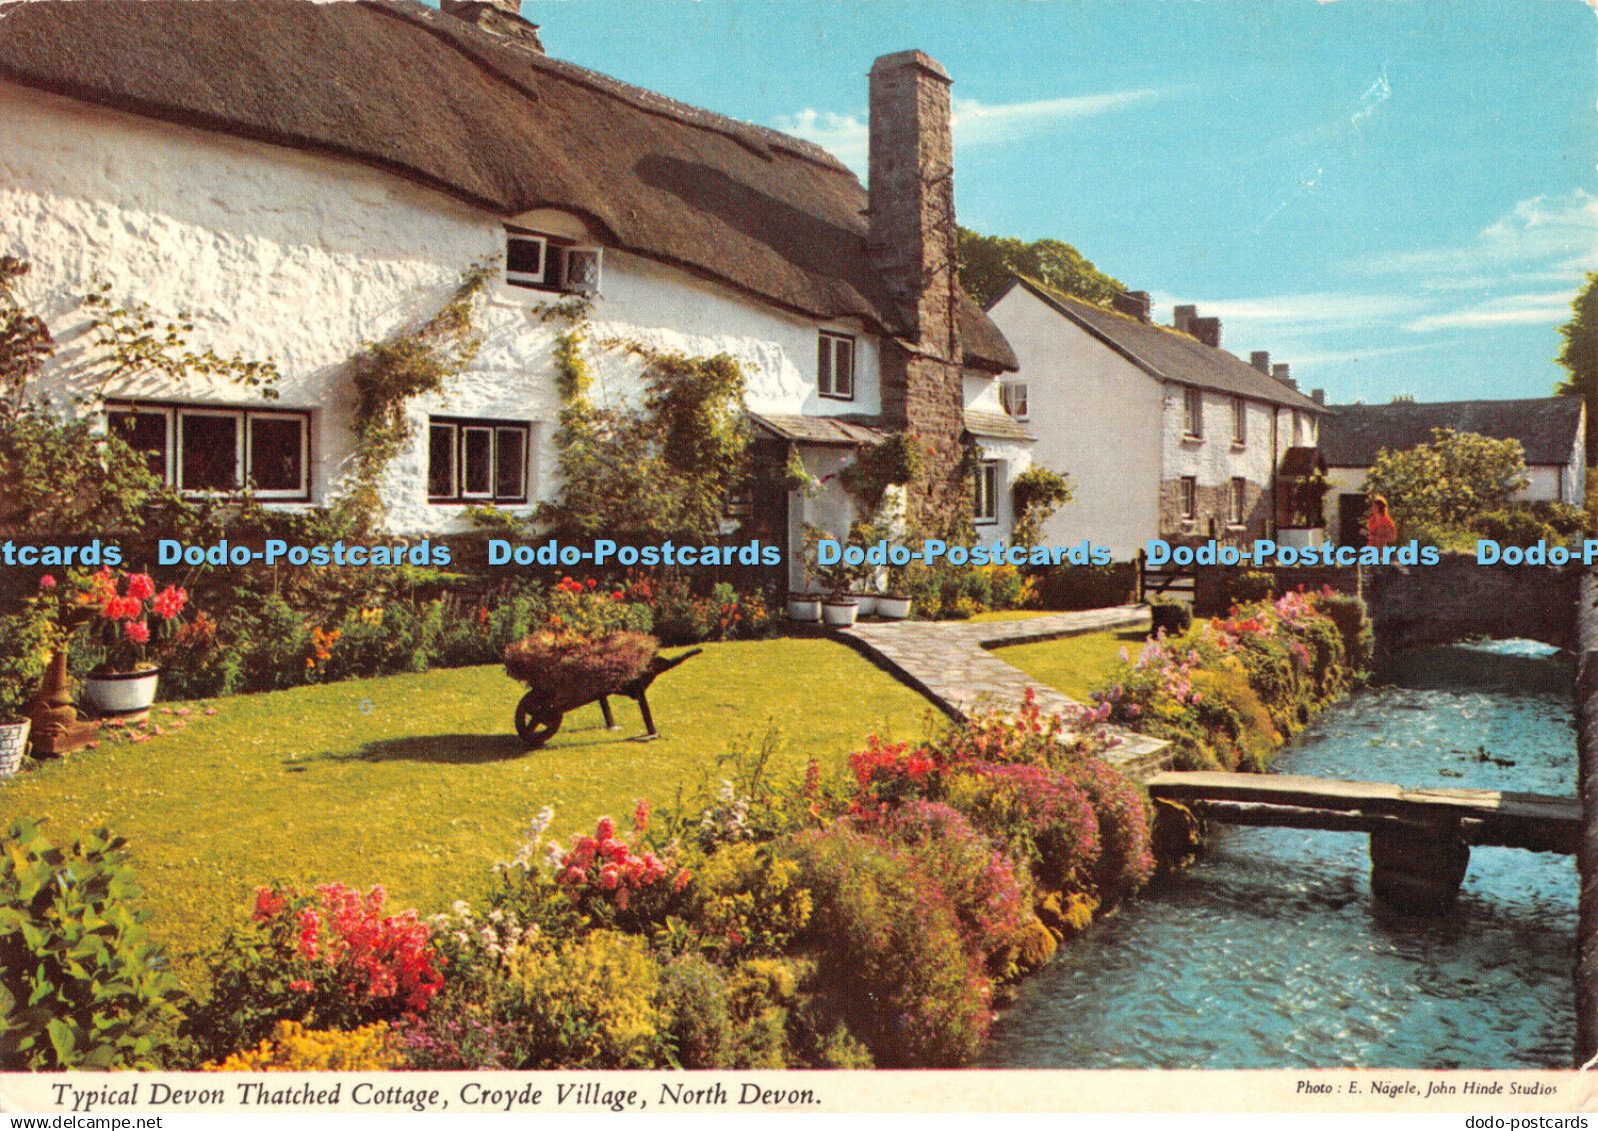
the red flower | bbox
[152,585,187,619]
[123,619,150,645]
[126,573,155,601]
[633,797,650,832]
[595,815,616,841]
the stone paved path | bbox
[839,607,1171,776]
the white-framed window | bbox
[428,417,530,503]
[1000,381,1029,421]
[1179,475,1197,520]
[1183,386,1203,438]
[974,459,1001,525]
[105,401,310,500]
[818,331,855,400]
[504,227,602,294]
[1229,476,1246,525]
[1232,396,1246,446]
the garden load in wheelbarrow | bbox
[503,630,702,748]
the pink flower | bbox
[124,619,150,644]
[595,815,616,841]
[633,797,650,832]
[38,575,55,589]
[126,573,155,601]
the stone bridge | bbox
[1364,553,1579,657]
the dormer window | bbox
[504,227,602,294]
[1000,382,1028,421]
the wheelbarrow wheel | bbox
[514,690,564,748]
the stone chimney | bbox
[1173,304,1196,335]
[867,50,965,526]
[1272,363,1298,392]
[441,0,544,52]
[1251,351,1271,374]
[1311,388,1326,406]
[1191,316,1221,348]
[1112,290,1152,323]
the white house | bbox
[1318,397,1587,544]
[985,276,1328,559]
[0,0,1018,587]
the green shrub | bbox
[0,819,185,1069]
[661,952,732,1068]
[781,825,991,1068]
[507,931,672,1068]
[1473,508,1562,548]
[683,842,813,960]
[1029,561,1137,610]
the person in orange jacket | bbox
[1365,495,1398,547]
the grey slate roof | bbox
[963,410,1034,442]
[0,0,1015,373]
[1002,276,1325,413]
[1319,398,1586,468]
[749,413,886,447]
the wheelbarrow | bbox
[513,647,703,748]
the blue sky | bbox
[523,0,1597,406]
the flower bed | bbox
[1091,588,1371,772]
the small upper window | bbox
[1183,387,1203,438]
[1229,476,1246,525]
[1179,475,1197,520]
[504,227,602,294]
[1232,396,1246,446]
[818,331,855,400]
[1000,382,1029,421]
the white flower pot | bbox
[0,717,30,776]
[850,593,878,617]
[876,594,912,620]
[81,668,160,717]
[822,599,859,628]
[787,594,822,622]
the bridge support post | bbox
[1368,819,1470,915]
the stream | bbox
[980,640,1578,1069]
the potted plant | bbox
[0,631,40,776]
[75,569,189,716]
[786,591,822,622]
[875,593,912,620]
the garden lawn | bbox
[0,637,936,995]
[992,628,1146,702]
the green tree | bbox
[1362,427,1529,540]
[1555,272,1598,462]
[957,228,1125,309]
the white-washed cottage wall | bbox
[1,80,884,536]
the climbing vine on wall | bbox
[336,262,493,533]
[1009,465,1073,547]
[538,310,748,543]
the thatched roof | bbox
[1319,397,1586,468]
[0,0,1015,372]
[1000,276,1324,412]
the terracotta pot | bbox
[81,667,160,716]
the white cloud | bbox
[1149,290,1429,335]
[1403,292,1574,333]
[1360,190,1598,281]
[772,87,1176,171]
